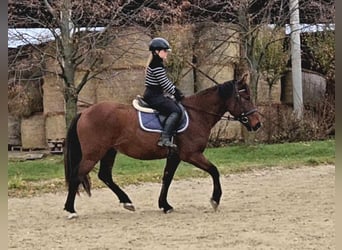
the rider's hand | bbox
[174,88,185,101]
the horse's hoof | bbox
[123,203,135,211]
[159,201,174,214]
[67,213,78,220]
[164,207,174,214]
[160,205,174,214]
[210,198,219,211]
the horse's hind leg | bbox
[64,177,81,217]
[158,151,181,213]
[64,159,97,219]
[98,148,135,211]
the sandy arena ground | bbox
[8,165,335,250]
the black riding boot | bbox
[158,112,180,148]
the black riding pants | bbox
[143,89,182,117]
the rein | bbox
[181,103,236,121]
[181,64,258,123]
[182,102,258,123]
[184,61,241,120]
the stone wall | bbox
[21,113,46,149]
[257,78,282,104]
[8,115,21,146]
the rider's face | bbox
[156,49,169,59]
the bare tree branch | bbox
[42,0,57,18]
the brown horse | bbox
[63,74,261,219]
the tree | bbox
[8,0,155,127]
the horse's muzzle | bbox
[236,109,261,132]
[252,122,262,131]
[243,121,262,132]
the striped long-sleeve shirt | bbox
[145,57,176,95]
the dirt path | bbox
[8,165,335,250]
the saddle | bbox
[132,95,189,133]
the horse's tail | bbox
[64,113,92,197]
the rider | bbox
[143,37,185,148]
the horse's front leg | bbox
[158,151,181,213]
[186,153,222,211]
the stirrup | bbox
[158,141,177,148]
[157,137,177,148]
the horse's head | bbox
[219,74,262,132]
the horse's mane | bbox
[187,80,235,100]
[217,80,235,98]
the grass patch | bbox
[8,139,335,197]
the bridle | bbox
[232,81,258,124]
[181,81,258,124]
[185,61,258,124]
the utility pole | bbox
[290,0,303,119]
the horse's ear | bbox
[240,73,249,84]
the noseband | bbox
[233,108,258,124]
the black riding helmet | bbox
[149,37,172,52]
